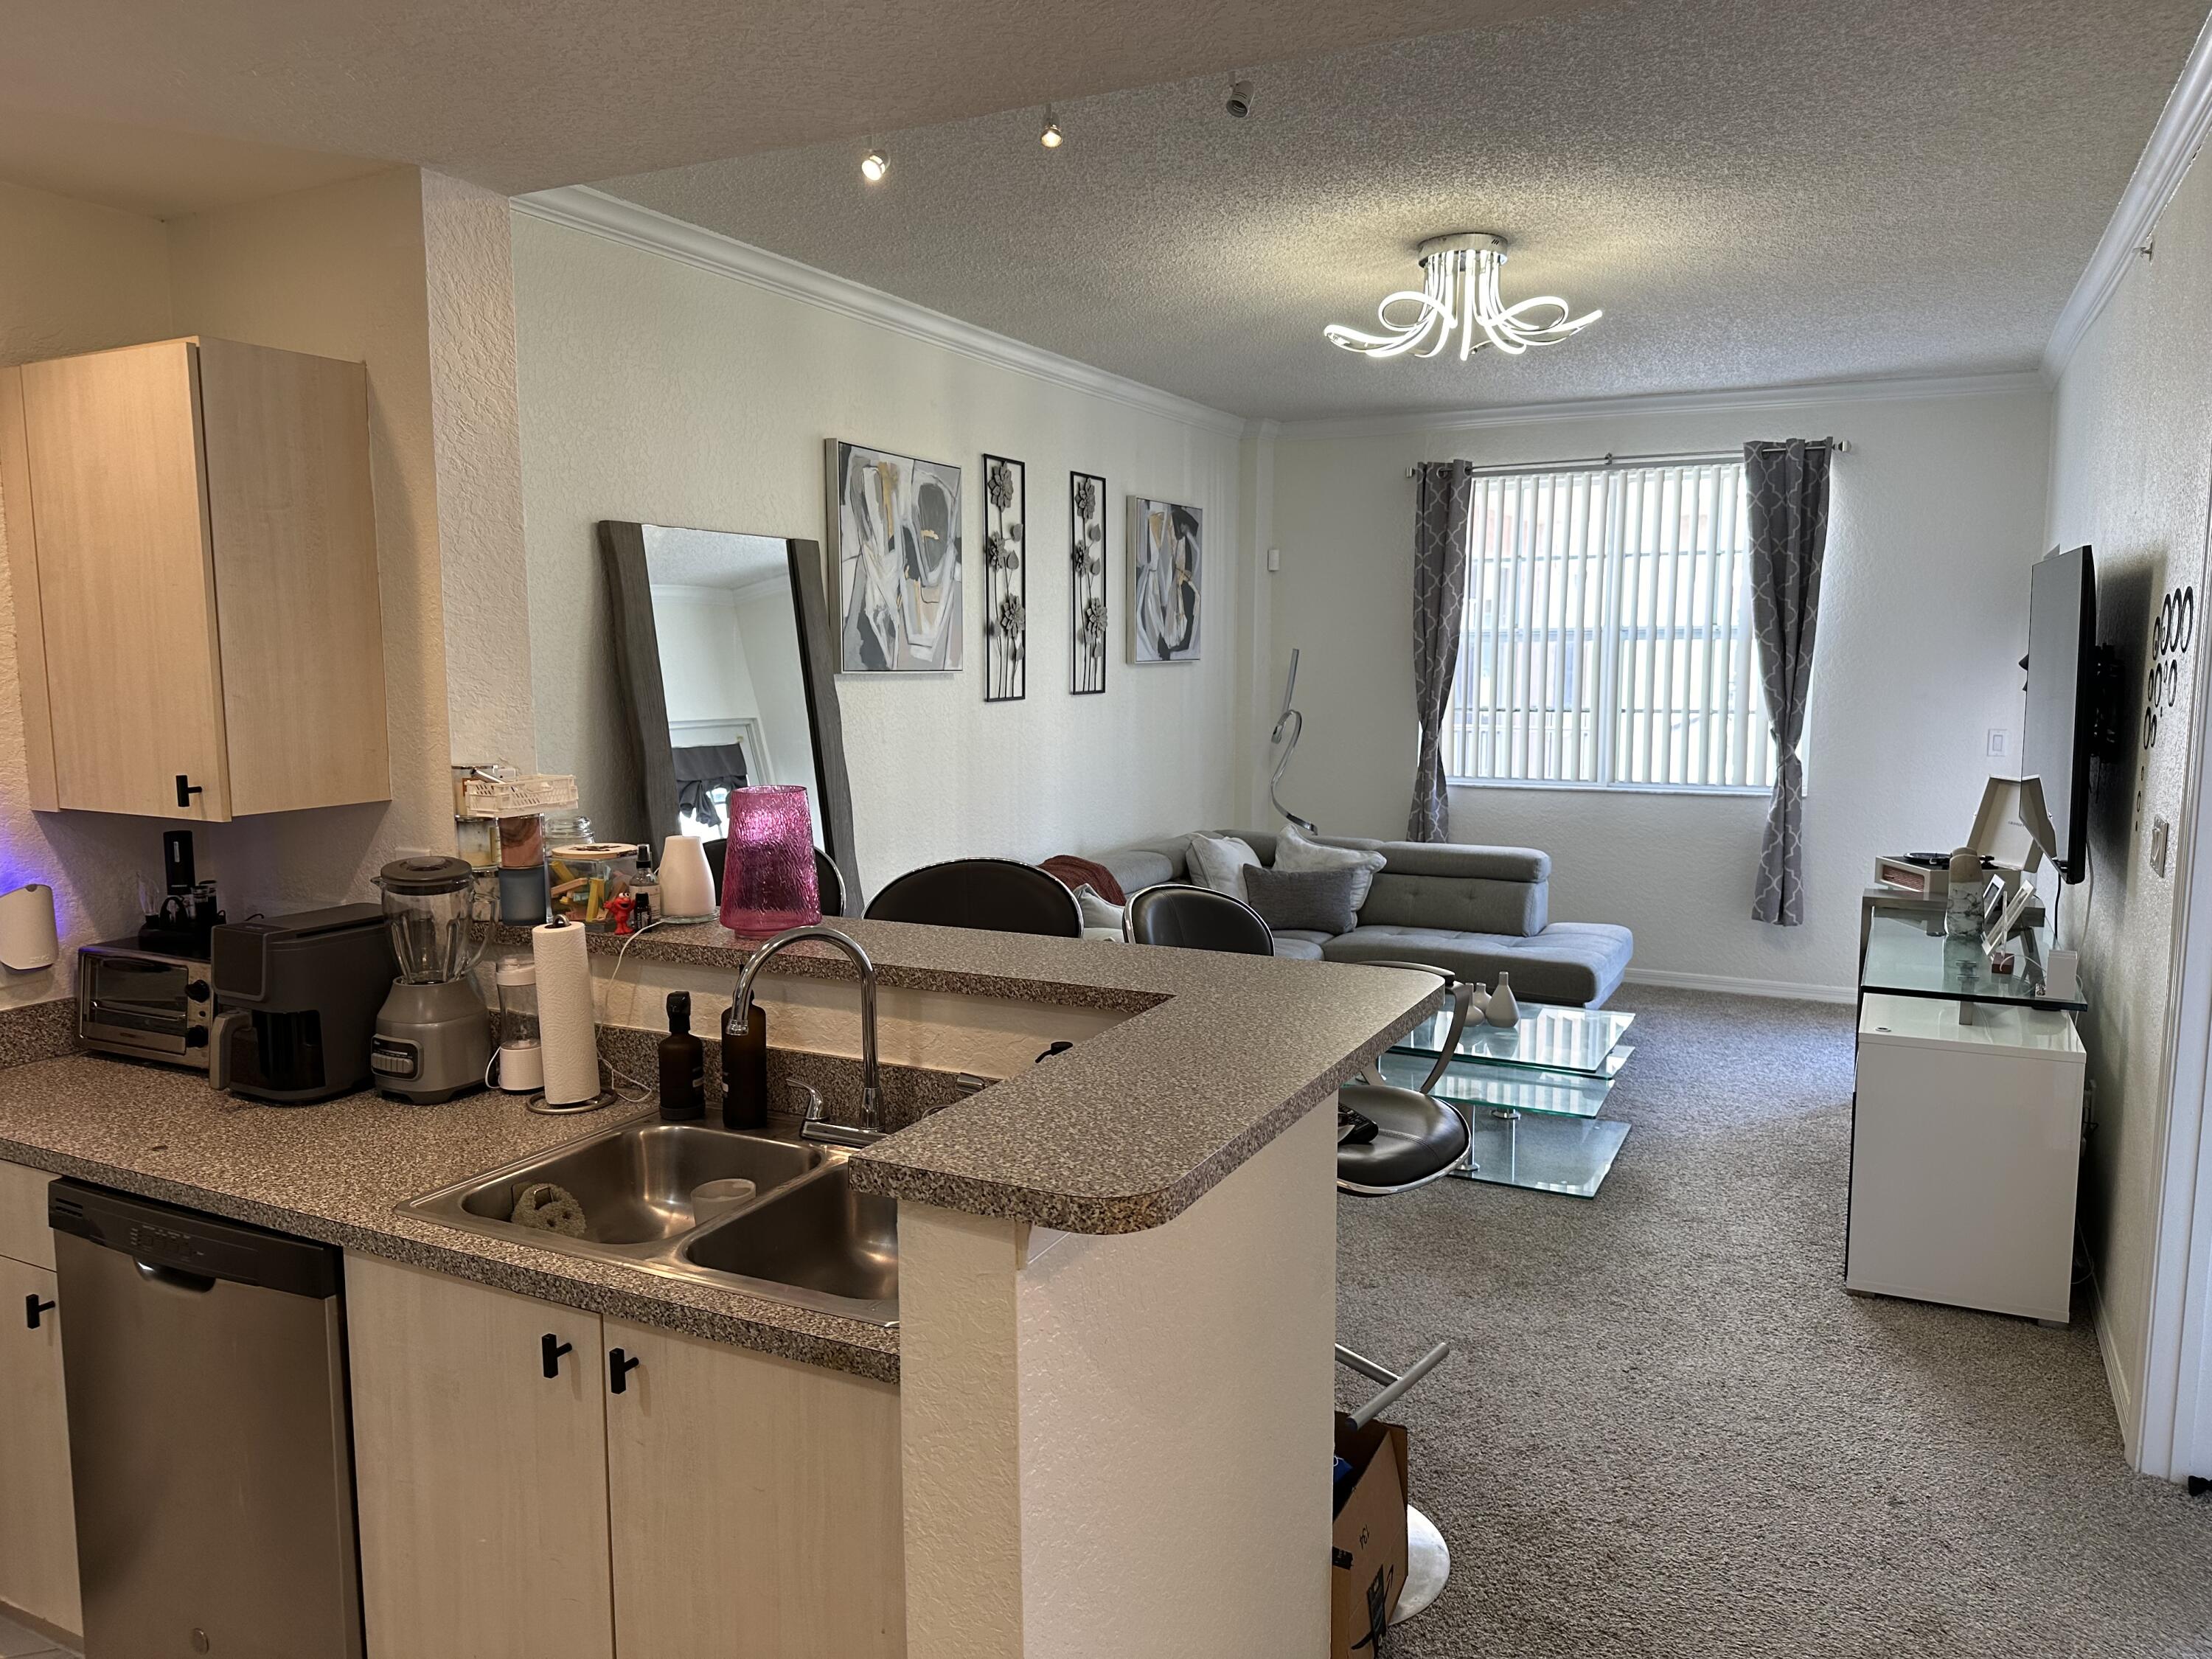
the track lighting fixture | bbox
[860,145,888,183]
[1040,105,1063,148]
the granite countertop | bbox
[498,916,1441,1234]
[0,1057,902,1382]
[0,918,1434,1381]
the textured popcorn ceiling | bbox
[0,0,1589,210]
[598,0,2209,420]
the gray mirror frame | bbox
[597,521,861,914]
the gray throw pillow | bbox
[1242,866,1362,936]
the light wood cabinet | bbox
[0,1158,56,1271]
[604,1315,905,1659]
[0,1164,80,1640]
[345,1254,905,1659]
[0,336,389,820]
[345,1254,615,1659]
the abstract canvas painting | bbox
[982,453,1026,702]
[1071,472,1107,694]
[828,439,964,672]
[1128,496,1202,664]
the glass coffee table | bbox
[1385,1003,1636,1197]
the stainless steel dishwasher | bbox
[48,1180,364,1659]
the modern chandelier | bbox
[1324,232,1601,361]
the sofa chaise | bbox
[1091,830,1633,1007]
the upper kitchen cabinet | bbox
[0,336,390,821]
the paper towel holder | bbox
[0,883,59,972]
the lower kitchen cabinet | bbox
[346,1254,615,1659]
[0,1251,82,1638]
[603,1316,905,1658]
[346,1254,905,1659]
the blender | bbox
[370,856,492,1102]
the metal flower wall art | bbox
[982,453,1026,701]
[1070,471,1107,694]
[828,439,963,672]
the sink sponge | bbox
[511,1182,589,1238]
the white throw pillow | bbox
[1074,885,1127,933]
[1273,824,1388,911]
[1187,833,1263,900]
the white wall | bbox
[1263,383,2053,996]
[651,586,761,728]
[2044,141,2212,1461]
[897,1103,1335,1658]
[509,207,1248,897]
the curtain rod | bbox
[1405,439,1848,481]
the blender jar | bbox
[375,856,490,984]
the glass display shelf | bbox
[1377,1051,1619,1120]
[1860,905,2086,1012]
[1449,1111,1631,1199]
[1391,1004,1635,1077]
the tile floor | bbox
[0,1610,76,1658]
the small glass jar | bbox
[499,814,546,869]
[548,843,641,932]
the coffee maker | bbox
[209,906,394,1104]
[370,857,493,1103]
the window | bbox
[1446,459,1776,792]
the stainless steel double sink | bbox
[399,1116,899,1326]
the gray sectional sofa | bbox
[1092,830,1633,1007]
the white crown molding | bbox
[2045,13,2212,379]
[512,185,1248,438]
[1265,369,2049,442]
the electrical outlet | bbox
[2152,815,2172,877]
[1986,728,2008,759]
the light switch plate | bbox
[1267,547,1281,573]
[1986,728,2008,758]
[2152,815,2172,877]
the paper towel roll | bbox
[532,919,600,1105]
[659,836,716,922]
[0,884,58,972]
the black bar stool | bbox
[864,858,1084,937]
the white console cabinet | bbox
[1847,992,2086,1323]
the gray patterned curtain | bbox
[1408,461,1475,841]
[1745,439,1833,925]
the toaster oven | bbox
[77,942,215,1070]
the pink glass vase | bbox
[717,785,821,936]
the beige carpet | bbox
[1337,987,2212,1658]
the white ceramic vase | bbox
[1484,971,1520,1028]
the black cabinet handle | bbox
[541,1333,574,1379]
[25,1294,55,1330]
[608,1347,641,1394]
[175,774,204,810]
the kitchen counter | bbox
[0,921,1435,1380]
[0,1056,902,1381]
[494,916,1441,1233]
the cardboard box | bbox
[1331,1413,1409,1658]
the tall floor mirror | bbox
[599,522,860,915]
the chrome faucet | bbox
[730,925,883,1145]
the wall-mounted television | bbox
[2022,545,2097,883]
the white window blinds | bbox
[1447,460,1775,791]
